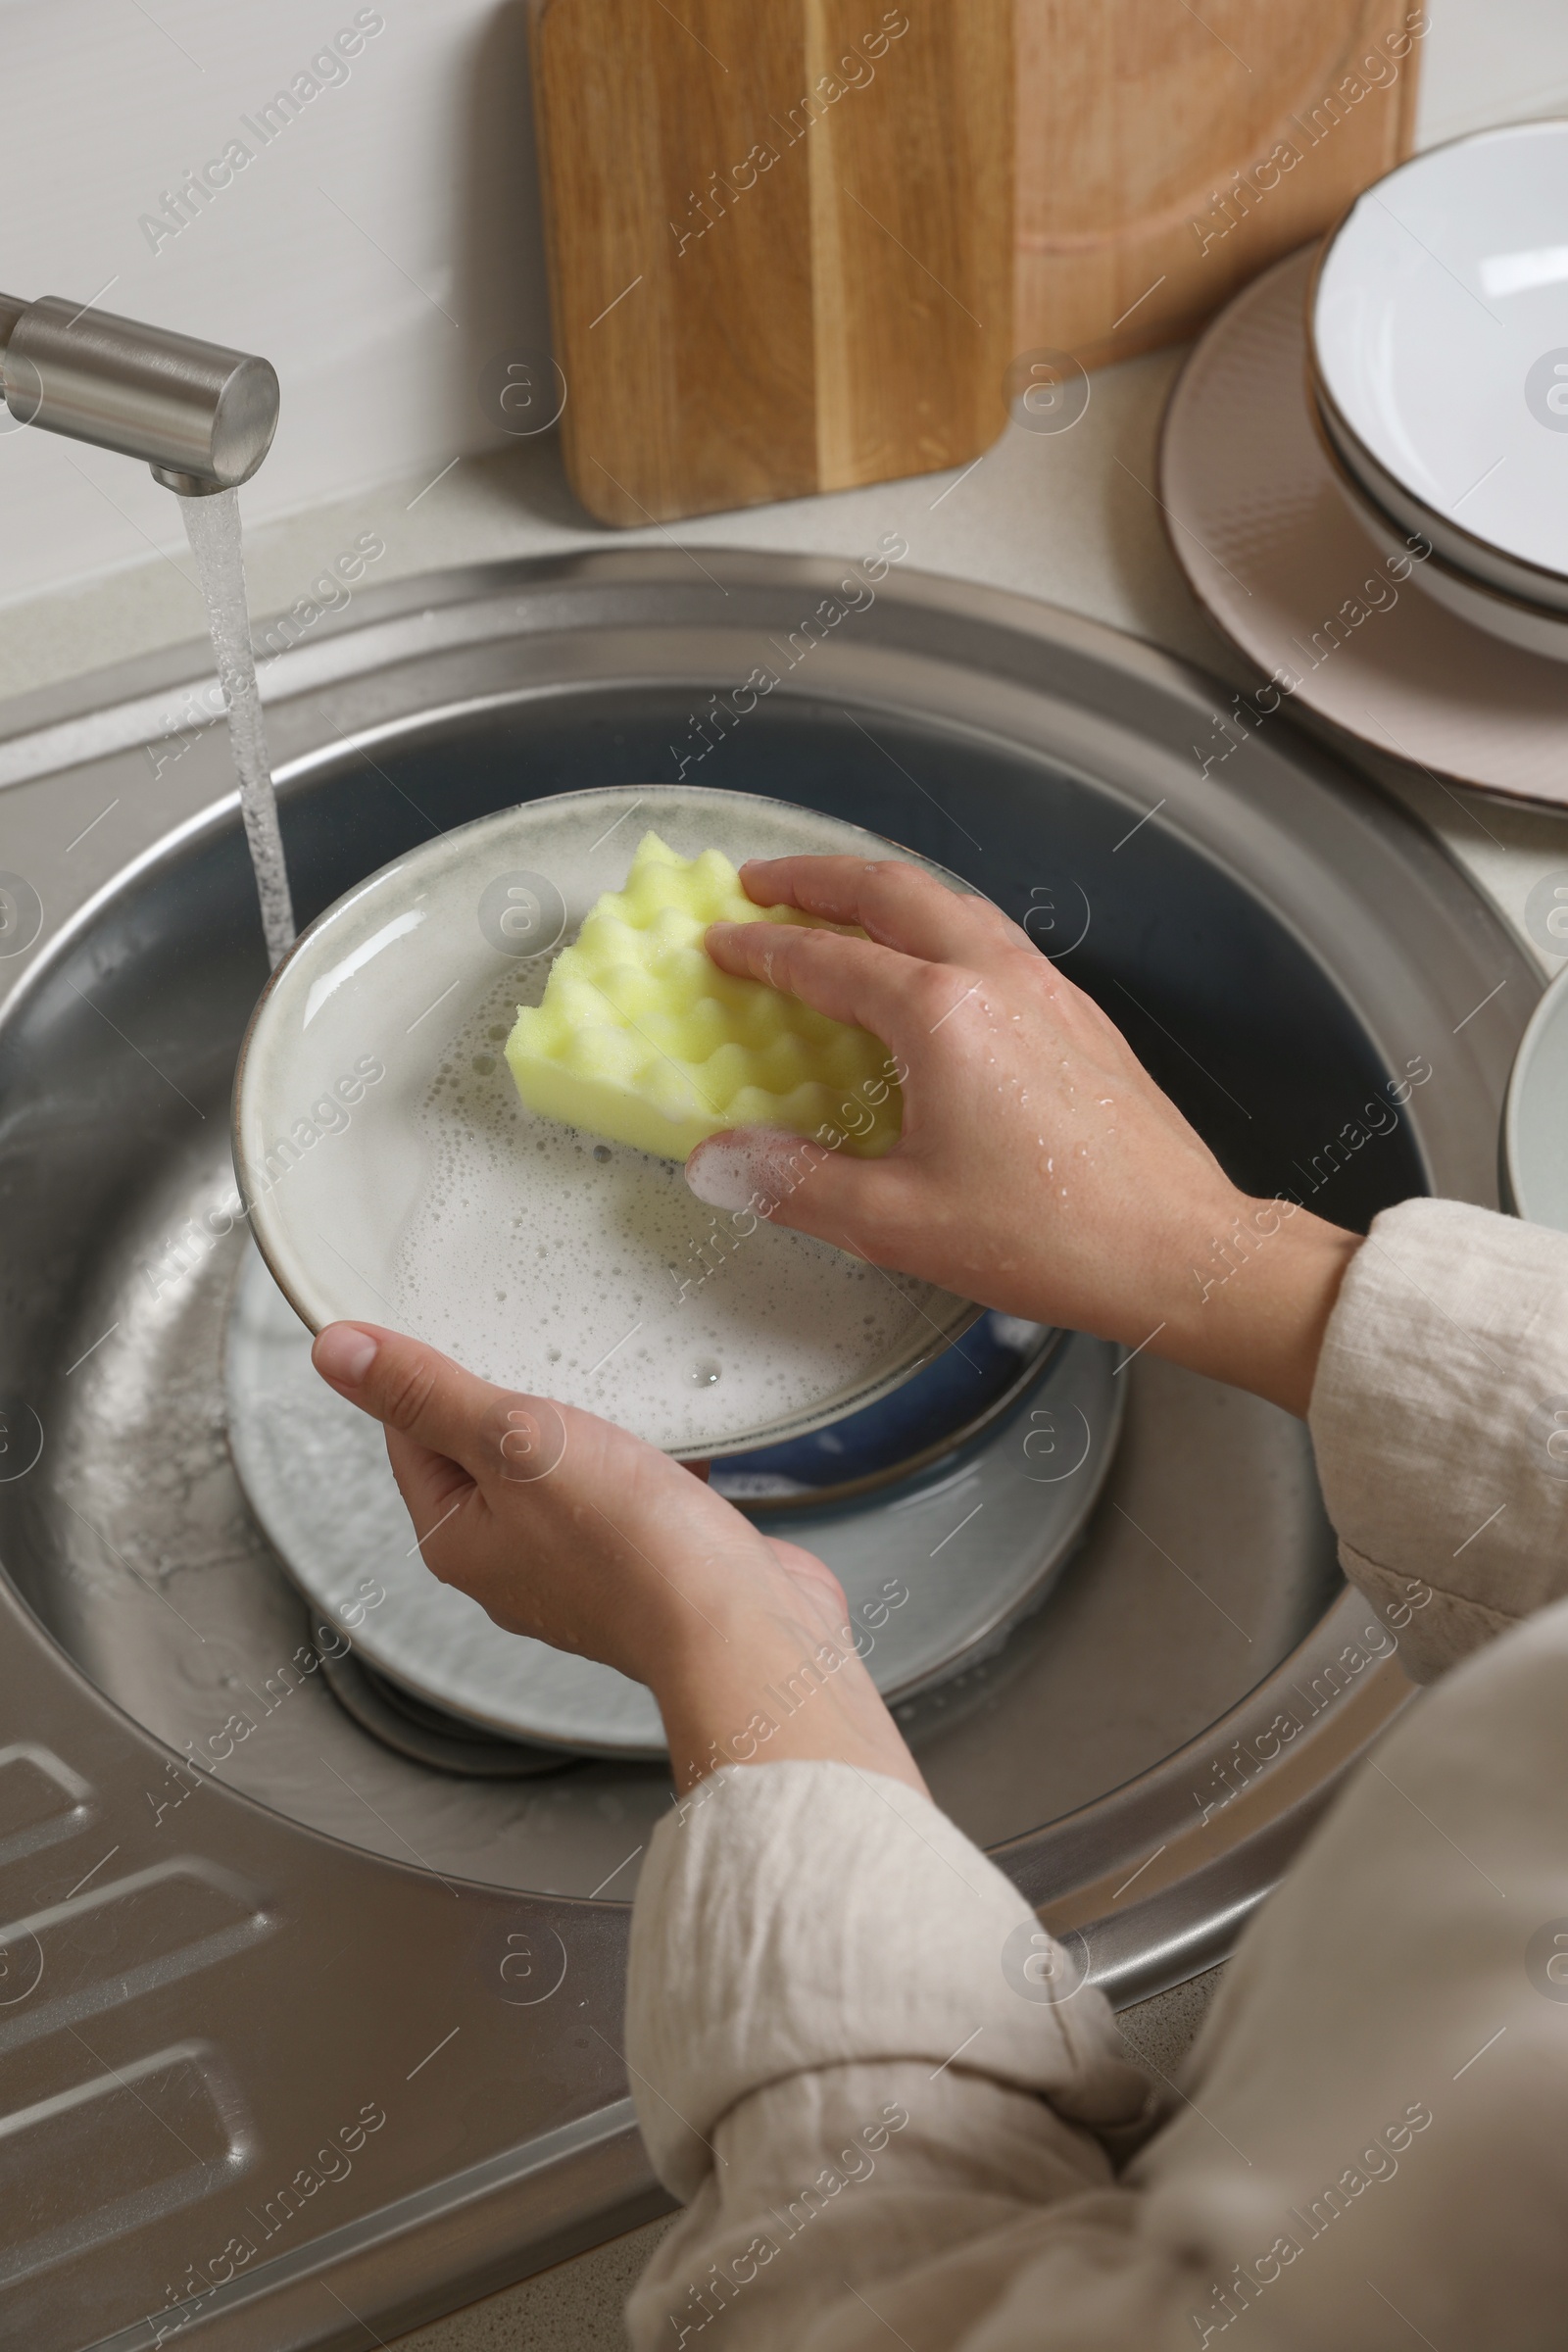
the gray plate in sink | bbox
[223,1241,1122,1756]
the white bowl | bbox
[231,785,981,1460]
[1313,395,1568,662]
[1310,120,1568,616]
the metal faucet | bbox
[0,291,278,496]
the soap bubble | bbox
[390,943,946,1453]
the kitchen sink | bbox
[0,552,1535,2349]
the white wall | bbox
[0,0,1563,612]
[0,0,550,605]
[1417,0,1568,145]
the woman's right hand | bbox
[687,857,1361,1418]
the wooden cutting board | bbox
[531,0,1014,525]
[531,1,1420,525]
[1014,0,1424,368]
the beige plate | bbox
[232,783,981,1459]
[1158,244,1568,808]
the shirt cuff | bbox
[624,1759,1152,2201]
[1308,1197,1568,1682]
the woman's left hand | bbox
[312,1322,925,1796]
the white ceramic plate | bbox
[1310,121,1568,614]
[1314,407,1568,663]
[1159,244,1568,806]
[1504,962,1568,1233]
[224,1242,1122,1755]
[232,784,980,1459]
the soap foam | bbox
[390,963,944,1454]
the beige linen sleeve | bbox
[619,1197,1568,2349]
[624,1599,1568,2352]
[622,1761,1157,2351]
[1308,1198,1568,1680]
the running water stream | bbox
[178,488,296,967]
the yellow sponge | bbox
[504,832,901,1161]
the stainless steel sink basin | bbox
[0,552,1536,2348]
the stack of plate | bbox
[1308,120,1568,664]
[228,783,1124,1754]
